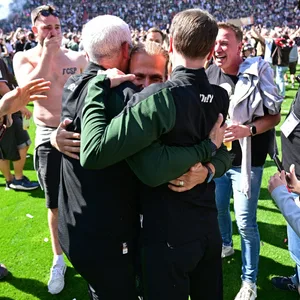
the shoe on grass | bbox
[221,245,234,258]
[48,264,67,294]
[235,282,257,300]
[5,180,12,190]
[0,263,8,279]
[9,176,39,191]
[271,275,298,292]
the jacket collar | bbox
[171,65,208,83]
[238,56,262,77]
[83,61,106,75]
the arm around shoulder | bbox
[80,78,176,169]
[126,139,213,187]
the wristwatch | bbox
[204,164,214,183]
[249,124,257,136]
[209,139,217,157]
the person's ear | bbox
[237,41,243,55]
[206,45,215,61]
[169,36,173,54]
[85,51,90,62]
[121,42,130,60]
[32,26,38,35]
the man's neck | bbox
[171,52,206,70]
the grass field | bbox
[0,83,299,300]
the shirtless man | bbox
[13,5,87,295]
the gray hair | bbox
[82,15,132,63]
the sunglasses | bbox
[34,8,60,23]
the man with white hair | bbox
[13,4,87,295]
[57,13,230,300]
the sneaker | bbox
[5,180,12,190]
[48,264,67,294]
[292,84,295,89]
[9,176,39,191]
[221,245,234,258]
[271,275,298,292]
[0,263,8,279]
[235,282,257,300]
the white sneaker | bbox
[48,264,67,294]
[221,245,234,258]
[234,282,257,300]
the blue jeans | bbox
[215,166,263,283]
[276,66,288,97]
[287,193,300,285]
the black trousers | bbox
[142,228,223,300]
[68,239,139,300]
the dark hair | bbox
[147,27,165,42]
[31,5,59,24]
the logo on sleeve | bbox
[67,83,78,92]
[200,94,214,103]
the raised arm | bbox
[0,79,50,117]
[290,27,300,41]
[250,26,265,45]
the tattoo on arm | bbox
[62,67,77,75]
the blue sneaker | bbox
[271,275,298,292]
[9,176,40,191]
[5,179,12,190]
[0,263,8,279]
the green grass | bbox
[0,84,299,299]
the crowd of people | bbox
[1,2,300,300]
[0,0,300,33]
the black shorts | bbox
[35,141,61,209]
[289,61,297,75]
[0,113,30,161]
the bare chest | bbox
[32,57,81,88]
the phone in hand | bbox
[273,154,284,172]
[272,155,292,192]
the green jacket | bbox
[81,67,231,186]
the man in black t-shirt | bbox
[206,22,282,300]
[272,35,293,97]
[24,32,38,50]
[14,31,26,52]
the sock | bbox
[243,281,255,288]
[53,254,65,267]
